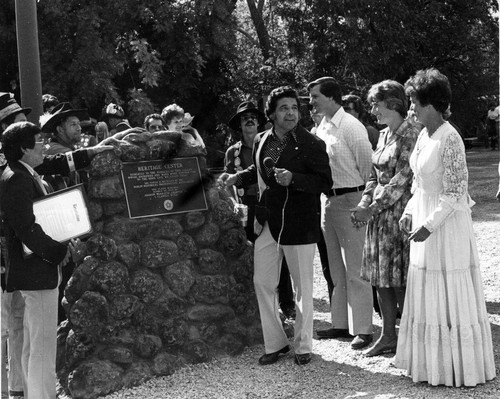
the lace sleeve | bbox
[423,130,468,232]
[441,131,468,201]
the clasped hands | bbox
[349,205,371,229]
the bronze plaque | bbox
[121,158,207,219]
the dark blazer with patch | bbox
[237,124,332,245]
[0,150,92,291]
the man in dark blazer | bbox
[220,86,332,366]
[0,121,110,399]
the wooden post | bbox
[15,0,43,124]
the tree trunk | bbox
[246,0,271,60]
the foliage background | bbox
[0,0,498,153]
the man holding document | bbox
[0,121,110,399]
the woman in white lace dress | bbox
[395,68,496,387]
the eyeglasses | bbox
[35,137,51,145]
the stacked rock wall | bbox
[57,130,262,399]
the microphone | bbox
[263,157,275,169]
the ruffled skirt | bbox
[394,190,496,386]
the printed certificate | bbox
[23,184,93,256]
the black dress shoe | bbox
[294,353,311,365]
[316,328,353,339]
[258,345,290,365]
[351,334,373,350]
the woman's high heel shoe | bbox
[363,337,397,357]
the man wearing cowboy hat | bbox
[225,101,266,242]
[41,102,88,156]
[225,101,297,320]
[0,92,31,135]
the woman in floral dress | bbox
[351,80,420,357]
[395,68,495,386]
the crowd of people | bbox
[0,66,497,399]
[0,95,205,399]
[219,68,496,385]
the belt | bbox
[327,185,365,196]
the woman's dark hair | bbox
[404,68,451,114]
[265,86,301,119]
[161,104,184,125]
[367,80,408,118]
[1,121,39,162]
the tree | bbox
[1,0,497,141]
[275,0,499,133]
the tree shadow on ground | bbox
[313,297,330,313]
[486,301,500,316]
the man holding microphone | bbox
[219,86,331,366]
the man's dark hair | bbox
[307,77,342,104]
[144,113,164,130]
[265,86,301,119]
[342,94,365,116]
[1,121,39,163]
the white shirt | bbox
[316,107,372,189]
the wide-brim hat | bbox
[41,102,88,133]
[0,92,31,123]
[228,101,266,131]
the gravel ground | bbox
[101,250,500,399]
[100,149,499,399]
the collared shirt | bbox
[18,159,36,176]
[262,126,297,178]
[316,107,372,189]
[18,160,49,194]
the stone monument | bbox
[56,129,263,398]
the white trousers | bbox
[1,290,25,395]
[322,192,373,335]
[20,288,59,399]
[254,223,315,355]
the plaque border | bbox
[121,157,208,219]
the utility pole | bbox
[15,0,43,124]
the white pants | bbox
[20,288,59,399]
[1,290,25,396]
[322,192,373,335]
[254,223,315,355]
